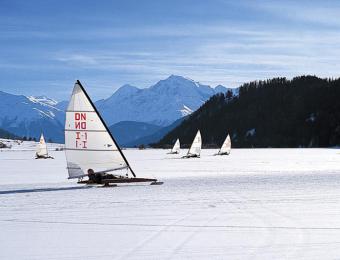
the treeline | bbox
[20,136,53,142]
[0,128,20,139]
[154,76,340,148]
[0,128,54,142]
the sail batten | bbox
[65,81,135,179]
[65,129,107,132]
[94,166,129,174]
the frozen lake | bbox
[1,146,340,259]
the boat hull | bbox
[215,152,230,156]
[35,155,54,159]
[182,154,200,158]
[78,177,160,185]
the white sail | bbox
[36,133,48,157]
[171,139,180,154]
[65,81,131,179]
[187,130,201,156]
[219,134,231,155]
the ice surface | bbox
[1,146,340,259]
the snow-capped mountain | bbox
[0,91,64,142]
[0,75,237,143]
[96,75,230,126]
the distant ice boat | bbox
[216,134,231,155]
[65,80,162,186]
[182,130,201,158]
[168,138,180,154]
[35,133,53,159]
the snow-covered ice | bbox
[1,145,340,259]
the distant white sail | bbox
[36,133,48,157]
[65,81,133,179]
[218,134,231,155]
[187,130,201,157]
[170,139,180,154]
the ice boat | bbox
[168,138,180,154]
[65,80,162,186]
[182,130,201,158]
[35,133,53,159]
[216,134,231,155]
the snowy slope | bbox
[1,148,340,259]
[0,91,64,142]
[96,75,231,126]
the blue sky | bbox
[1,0,340,100]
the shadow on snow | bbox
[0,186,93,195]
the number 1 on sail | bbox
[74,112,88,149]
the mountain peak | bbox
[108,84,139,99]
[215,85,228,93]
[115,84,139,94]
[151,75,202,92]
[120,84,139,91]
[96,75,228,126]
[167,74,188,81]
[165,75,200,86]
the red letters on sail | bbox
[74,112,88,148]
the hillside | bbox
[108,121,161,146]
[0,128,19,139]
[155,76,340,148]
[123,117,185,147]
[0,91,65,142]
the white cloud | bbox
[52,21,340,90]
[5,1,340,97]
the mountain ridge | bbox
[0,75,234,143]
[155,76,340,148]
[0,91,64,142]
[96,75,231,126]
